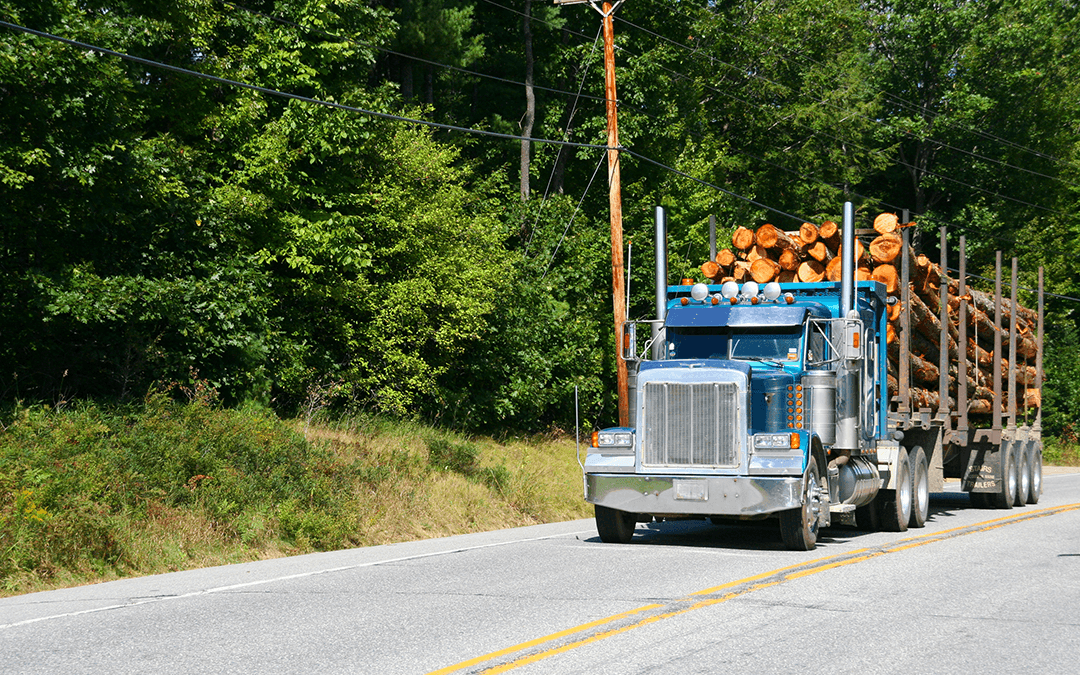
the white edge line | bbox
[1,528,595,630]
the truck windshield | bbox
[666,325,802,362]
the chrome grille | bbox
[642,381,739,467]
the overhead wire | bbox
[0,17,809,229]
[682,3,1077,171]
[608,12,1075,220]
[525,24,605,257]
[614,11,1080,200]
[220,1,616,108]
[0,19,610,153]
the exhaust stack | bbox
[836,201,861,450]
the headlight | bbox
[593,431,634,448]
[754,433,802,450]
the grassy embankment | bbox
[0,390,591,597]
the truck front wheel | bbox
[780,461,822,551]
[595,505,636,544]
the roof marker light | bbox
[763,282,781,302]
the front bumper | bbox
[586,473,802,517]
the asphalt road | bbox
[3,471,1079,674]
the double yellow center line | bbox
[429,502,1080,674]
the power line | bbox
[615,12,1080,196]
[0,19,608,153]
[637,1,1079,177]
[0,19,809,230]
[221,1,619,109]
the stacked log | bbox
[696,215,1041,417]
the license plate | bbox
[673,479,708,501]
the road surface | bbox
[3,471,1079,674]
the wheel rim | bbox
[1007,454,1018,502]
[1031,454,1042,499]
[898,461,912,524]
[915,464,929,517]
[1019,454,1031,503]
[805,467,821,536]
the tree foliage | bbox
[1,0,1077,433]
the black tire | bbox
[969,491,994,509]
[880,446,911,532]
[909,446,929,528]
[780,460,823,551]
[992,446,1017,509]
[594,504,636,544]
[1014,445,1031,507]
[1027,450,1042,505]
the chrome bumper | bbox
[586,473,802,517]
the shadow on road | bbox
[583,491,996,551]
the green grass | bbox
[0,393,591,597]
[1044,434,1080,466]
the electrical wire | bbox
[541,150,608,281]
[524,25,604,257]
[0,19,609,153]
[695,4,1075,170]
[626,2,1079,180]
[220,1,619,109]
[615,12,1080,195]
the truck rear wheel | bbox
[992,446,1017,509]
[780,461,822,551]
[880,446,911,532]
[909,446,929,528]
[1027,450,1042,504]
[1015,446,1031,507]
[594,505,636,544]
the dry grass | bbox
[1,402,591,597]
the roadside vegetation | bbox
[0,387,591,597]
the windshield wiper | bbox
[735,356,786,368]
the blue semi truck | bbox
[583,203,1044,550]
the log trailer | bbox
[583,202,1045,550]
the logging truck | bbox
[583,202,1045,550]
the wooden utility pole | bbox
[555,0,628,426]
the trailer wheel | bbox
[594,505,636,544]
[780,461,822,551]
[1027,450,1042,505]
[909,446,929,528]
[969,492,993,509]
[1015,446,1032,507]
[992,446,1017,510]
[880,446,911,532]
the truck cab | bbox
[584,278,903,550]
